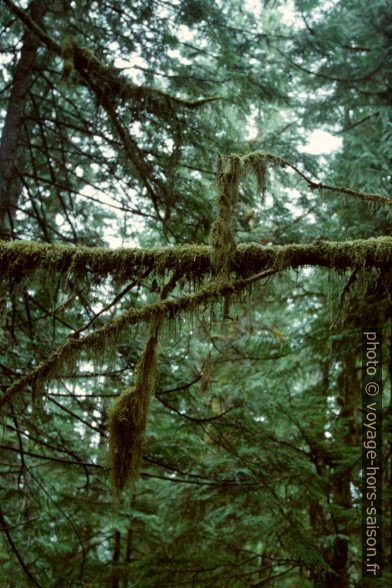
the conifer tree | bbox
[0,0,390,585]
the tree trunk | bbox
[387,326,392,572]
[324,359,357,588]
[110,530,121,588]
[0,0,48,238]
[123,526,133,588]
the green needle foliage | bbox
[0,0,391,587]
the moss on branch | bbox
[3,0,217,116]
[0,271,272,411]
[1,238,392,290]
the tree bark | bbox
[325,358,358,588]
[110,530,121,588]
[123,526,133,588]
[387,326,392,573]
[0,0,48,238]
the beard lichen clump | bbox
[108,387,147,495]
[209,154,244,318]
[209,219,236,274]
[61,36,75,81]
[245,152,268,199]
[108,318,161,495]
[209,154,243,275]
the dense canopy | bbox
[0,0,390,586]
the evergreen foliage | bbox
[0,0,390,586]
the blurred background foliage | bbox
[0,0,390,586]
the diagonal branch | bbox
[0,505,43,587]
[241,151,391,209]
[2,0,217,112]
[0,270,276,411]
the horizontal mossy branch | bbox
[0,240,211,285]
[1,237,392,287]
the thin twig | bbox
[0,270,278,410]
[0,505,43,587]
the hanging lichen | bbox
[107,272,179,495]
[245,152,268,200]
[108,314,161,495]
[61,36,75,81]
[209,154,243,275]
[209,154,244,317]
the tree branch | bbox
[0,270,279,410]
[1,237,392,286]
[2,0,217,112]
[0,505,43,587]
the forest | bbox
[0,0,391,586]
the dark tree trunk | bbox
[324,360,357,588]
[122,527,133,587]
[110,530,121,588]
[0,0,48,238]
